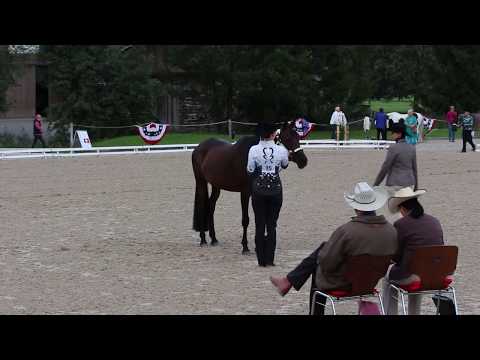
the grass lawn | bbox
[93,128,450,147]
[364,98,413,113]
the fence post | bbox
[228,119,232,139]
[69,122,74,148]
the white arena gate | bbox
[0,140,394,160]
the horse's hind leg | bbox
[208,186,221,245]
[241,191,250,254]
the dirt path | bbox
[0,140,478,314]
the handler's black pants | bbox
[376,128,387,140]
[462,130,476,152]
[286,246,326,315]
[32,134,46,148]
[252,192,282,267]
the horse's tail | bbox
[192,149,209,232]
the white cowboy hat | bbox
[388,187,427,213]
[344,182,388,211]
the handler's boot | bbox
[270,276,292,297]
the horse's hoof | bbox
[200,242,208,247]
[242,248,250,255]
[211,240,219,246]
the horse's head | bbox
[278,121,308,169]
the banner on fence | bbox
[295,118,314,139]
[75,130,92,149]
[137,123,168,145]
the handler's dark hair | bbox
[390,123,406,139]
[399,198,424,219]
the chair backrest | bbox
[408,245,458,290]
[344,254,392,296]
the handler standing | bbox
[247,122,289,267]
[374,123,418,189]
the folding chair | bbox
[310,254,392,315]
[389,245,459,315]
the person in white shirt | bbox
[363,114,371,139]
[247,121,289,267]
[330,106,347,139]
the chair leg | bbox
[328,296,336,315]
[451,287,459,315]
[377,293,386,315]
[400,292,407,315]
[311,291,332,315]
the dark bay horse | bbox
[192,122,308,253]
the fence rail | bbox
[0,140,394,160]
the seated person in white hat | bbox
[382,187,445,315]
[270,182,398,315]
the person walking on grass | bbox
[458,110,476,152]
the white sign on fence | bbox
[75,130,92,149]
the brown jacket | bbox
[315,215,398,291]
[389,213,444,281]
[373,139,418,189]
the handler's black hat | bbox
[256,121,278,138]
[389,122,406,136]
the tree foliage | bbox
[0,47,20,113]
[41,45,162,139]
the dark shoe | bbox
[461,150,466,153]
[270,276,292,296]
[266,263,276,267]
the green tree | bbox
[165,45,315,123]
[0,47,20,113]
[421,46,480,114]
[42,45,163,140]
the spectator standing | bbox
[32,113,46,148]
[329,106,347,140]
[405,109,419,145]
[458,111,476,152]
[363,114,371,139]
[446,106,458,142]
[374,108,388,140]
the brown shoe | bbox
[270,276,292,297]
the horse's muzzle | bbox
[291,149,308,169]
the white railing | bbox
[0,140,394,160]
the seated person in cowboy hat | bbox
[381,187,445,315]
[270,182,398,315]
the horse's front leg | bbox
[209,186,221,245]
[241,191,250,254]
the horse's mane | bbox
[234,135,260,149]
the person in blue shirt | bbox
[374,108,388,140]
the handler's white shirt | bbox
[247,140,289,175]
[330,110,347,126]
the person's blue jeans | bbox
[448,123,455,142]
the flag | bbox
[294,118,314,139]
[137,123,168,145]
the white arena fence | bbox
[0,140,395,160]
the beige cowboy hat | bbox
[387,186,427,213]
[344,182,388,211]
